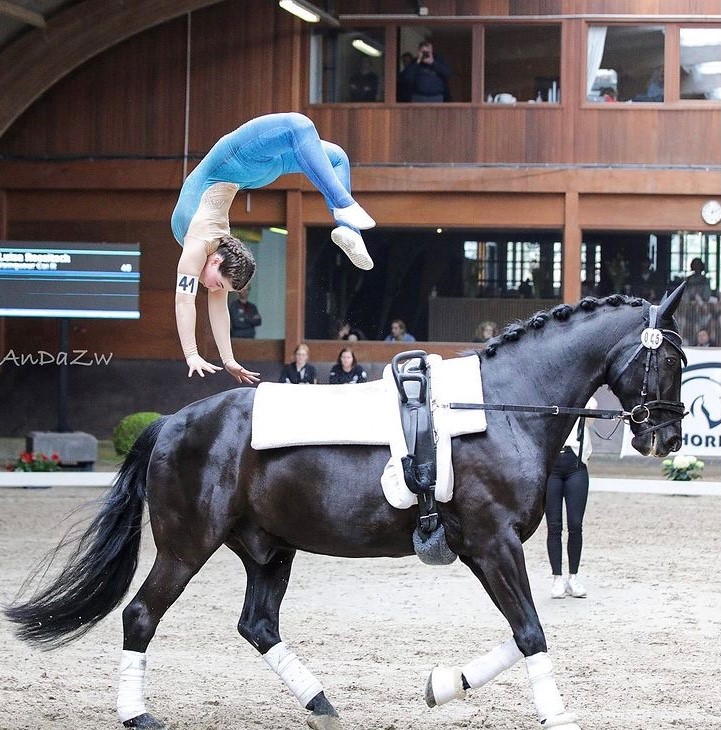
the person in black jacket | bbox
[228,285,261,338]
[329,347,368,385]
[279,343,317,384]
[398,40,451,103]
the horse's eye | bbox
[665,356,677,367]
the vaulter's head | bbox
[200,235,256,292]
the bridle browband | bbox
[449,302,687,437]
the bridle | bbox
[606,301,687,437]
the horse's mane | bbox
[480,294,644,358]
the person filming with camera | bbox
[398,39,451,103]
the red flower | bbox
[51,452,60,461]
[19,452,33,463]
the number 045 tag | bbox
[641,327,663,349]
[176,273,199,296]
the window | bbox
[305,228,561,342]
[484,24,561,103]
[229,226,287,338]
[680,28,721,101]
[587,25,665,102]
[311,27,385,103]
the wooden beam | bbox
[0,0,227,138]
[0,0,45,28]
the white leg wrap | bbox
[428,666,466,706]
[463,637,523,689]
[525,652,567,724]
[117,650,147,723]
[263,642,324,708]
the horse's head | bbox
[606,283,687,457]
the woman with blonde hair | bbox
[278,344,317,384]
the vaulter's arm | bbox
[207,290,260,384]
[175,243,222,378]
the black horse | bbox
[5,287,687,730]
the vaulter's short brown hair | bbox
[216,235,256,291]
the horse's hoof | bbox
[122,712,166,729]
[424,672,437,708]
[306,712,342,730]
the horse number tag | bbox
[641,328,663,349]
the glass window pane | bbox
[313,28,385,103]
[397,25,471,102]
[305,227,561,342]
[229,226,287,338]
[484,24,561,103]
[587,25,665,103]
[680,27,721,101]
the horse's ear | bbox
[657,282,685,321]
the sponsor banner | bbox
[621,347,721,457]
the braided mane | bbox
[481,294,644,358]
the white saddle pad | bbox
[251,355,487,508]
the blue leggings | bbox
[545,449,589,575]
[171,113,356,244]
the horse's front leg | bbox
[426,530,580,730]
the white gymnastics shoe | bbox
[331,227,373,270]
[565,574,587,598]
[333,202,376,230]
[551,575,566,599]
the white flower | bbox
[672,455,692,469]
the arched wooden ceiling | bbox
[0,0,227,138]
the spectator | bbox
[685,258,711,303]
[349,58,379,102]
[600,86,618,102]
[397,51,415,102]
[336,320,367,341]
[279,343,317,384]
[228,285,261,338]
[384,319,416,342]
[329,347,368,384]
[695,328,714,347]
[398,39,451,103]
[472,321,497,343]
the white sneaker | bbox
[565,574,587,598]
[331,227,374,270]
[333,202,376,230]
[551,575,566,599]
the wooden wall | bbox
[1,0,720,366]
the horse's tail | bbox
[4,416,168,649]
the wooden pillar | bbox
[284,190,304,362]
[563,190,581,303]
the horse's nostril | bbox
[668,436,682,452]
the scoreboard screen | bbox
[0,241,140,319]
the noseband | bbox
[607,302,687,436]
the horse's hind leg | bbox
[118,551,203,728]
[233,546,341,730]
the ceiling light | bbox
[279,0,339,27]
[352,38,383,57]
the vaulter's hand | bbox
[224,359,261,385]
[186,354,223,378]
